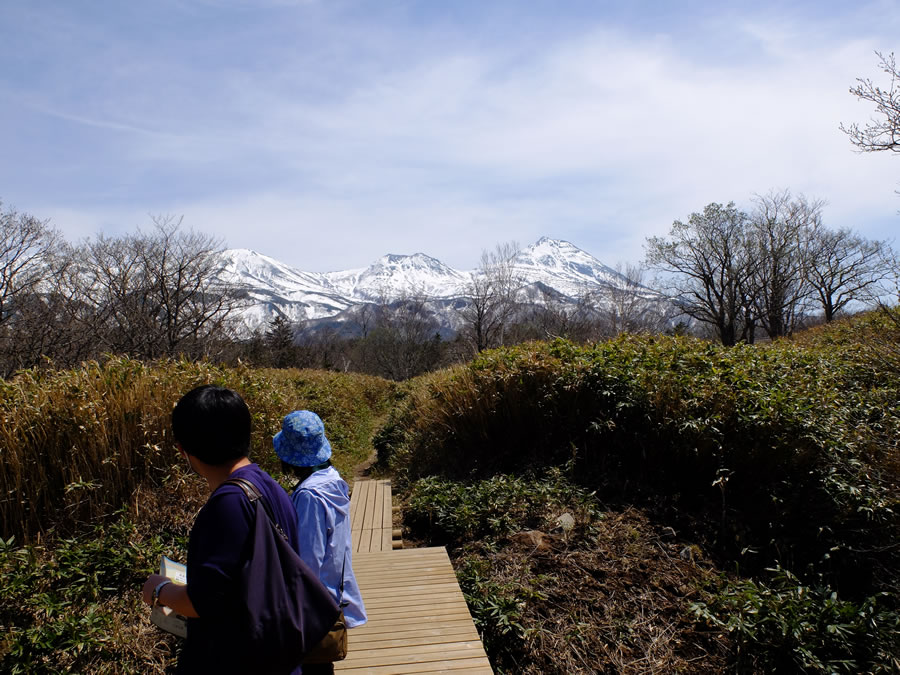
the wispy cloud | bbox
[0,1,897,271]
[8,94,180,139]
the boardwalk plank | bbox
[352,548,447,561]
[350,480,369,531]
[353,555,449,569]
[381,480,393,536]
[350,617,478,634]
[361,609,477,624]
[359,581,464,596]
[362,479,377,532]
[338,483,491,674]
[341,642,487,667]
[359,596,469,611]
[338,657,493,673]
[364,602,472,618]
[354,568,459,583]
[350,627,479,647]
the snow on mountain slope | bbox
[219,249,353,322]
[510,237,629,297]
[218,238,654,333]
[220,249,331,296]
[324,252,470,300]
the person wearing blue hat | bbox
[274,410,367,673]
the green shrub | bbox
[0,513,172,674]
[691,567,900,673]
[406,471,732,674]
[455,556,540,666]
[404,466,601,548]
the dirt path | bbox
[350,448,378,484]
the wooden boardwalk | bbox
[349,479,399,553]
[337,481,493,674]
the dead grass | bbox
[0,357,395,541]
[455,508,729,674]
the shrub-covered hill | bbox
[381,311,900,672]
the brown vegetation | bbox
[461,508,729,674]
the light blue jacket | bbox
[291,466,367,628]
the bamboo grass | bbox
[0,357,393,540]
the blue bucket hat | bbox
[273,410,332,467]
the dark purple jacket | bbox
[177,464,303,675]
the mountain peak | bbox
[376,252,444,267]
[322,251,469,301]
[526,237,581,253]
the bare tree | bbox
[295,323,348,371]
[646,203,757,346]
[805,227,895,321]
[70,233,155,357]
[841,51,900,154]
[71,217,244,360]
[515,285,599,343]
[0,203,68,374]
[354,292,443,380]
[748,191,823,339]
[148,217,244,358]
[0,203,59,324]
[457,242,524,354]
[347,302,377,339]
[0,253,98,374]
[599,263,672,336]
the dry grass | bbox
[457,508,729,674]
[0,357,394,541]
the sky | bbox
[1,0,898,273]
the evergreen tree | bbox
[265,315,296,368]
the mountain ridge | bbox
[217,238,655,333]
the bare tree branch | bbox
[840,51,900,154]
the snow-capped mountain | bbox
[218,249,354,329]
[324,252,470,301]
[218,237,656,334]
[508,237,633,298]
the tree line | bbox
[645,190,895,346]
[0,202,674,380]
[0,207,244,377]
[1,193,894,381]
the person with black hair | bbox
[141,385,305,674]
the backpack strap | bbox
[338,554,347,608]
[223,477,291,543]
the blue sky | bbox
[1,0,898,272]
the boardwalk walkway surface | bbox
[349,479,399,553]
[336,480,493,674]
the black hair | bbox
[281,460,331,486]
[172,385,251,465]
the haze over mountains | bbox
[218,237,662,334]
